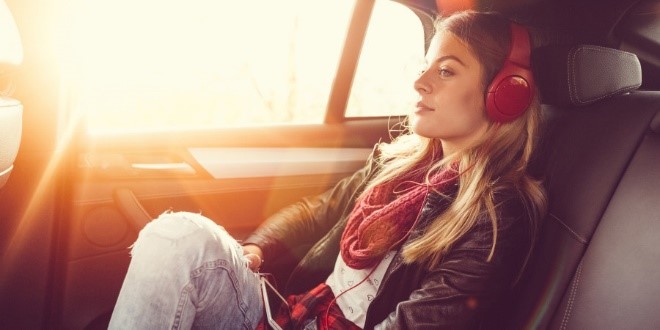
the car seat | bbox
[0,1,23,189]
[506,44,660,329]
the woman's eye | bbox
[439,68,454,77]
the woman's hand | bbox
[242,244,264,272]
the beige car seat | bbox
[0,0,23,189]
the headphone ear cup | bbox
[485,22,535,123]
[486,61,534,122]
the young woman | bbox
[109,10,547,329]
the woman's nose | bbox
[414,72,430,94]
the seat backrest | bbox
[508,45,660,329]
[0,1,23,190]
[0,97,22,189]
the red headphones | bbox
[486,22,535,123]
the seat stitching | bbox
[576,84,641,105]
[568,48,578,105]
[560,260,584,330]
[549,213,588,244]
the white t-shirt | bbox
[325,251,397,328]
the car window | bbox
[345,0,425,119]
[59,0,424,133]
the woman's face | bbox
[412,30,490,155]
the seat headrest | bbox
[532,45,642,107]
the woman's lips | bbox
[415,102,434,113]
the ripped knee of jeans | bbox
[129,211,234,256]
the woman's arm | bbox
[242,147,380,266]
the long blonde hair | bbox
[365,11,547,268]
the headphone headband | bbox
[508,22,532,69]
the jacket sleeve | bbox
[241,147,379,264]
[375,197,532,330]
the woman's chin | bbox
[410,125,437,139]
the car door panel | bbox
[62,119,395,329]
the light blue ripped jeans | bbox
[108,211,264,329]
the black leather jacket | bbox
[243,149,532,329]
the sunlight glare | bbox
[57,0,355,133]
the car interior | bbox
[1,0,659,329]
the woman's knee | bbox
[131,211,244,265]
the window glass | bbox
[345,0,426,118]
[59,0,354,133]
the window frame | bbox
[326,0,435,124]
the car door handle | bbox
[130,162,196,175]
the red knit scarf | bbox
[340,165,459,269]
